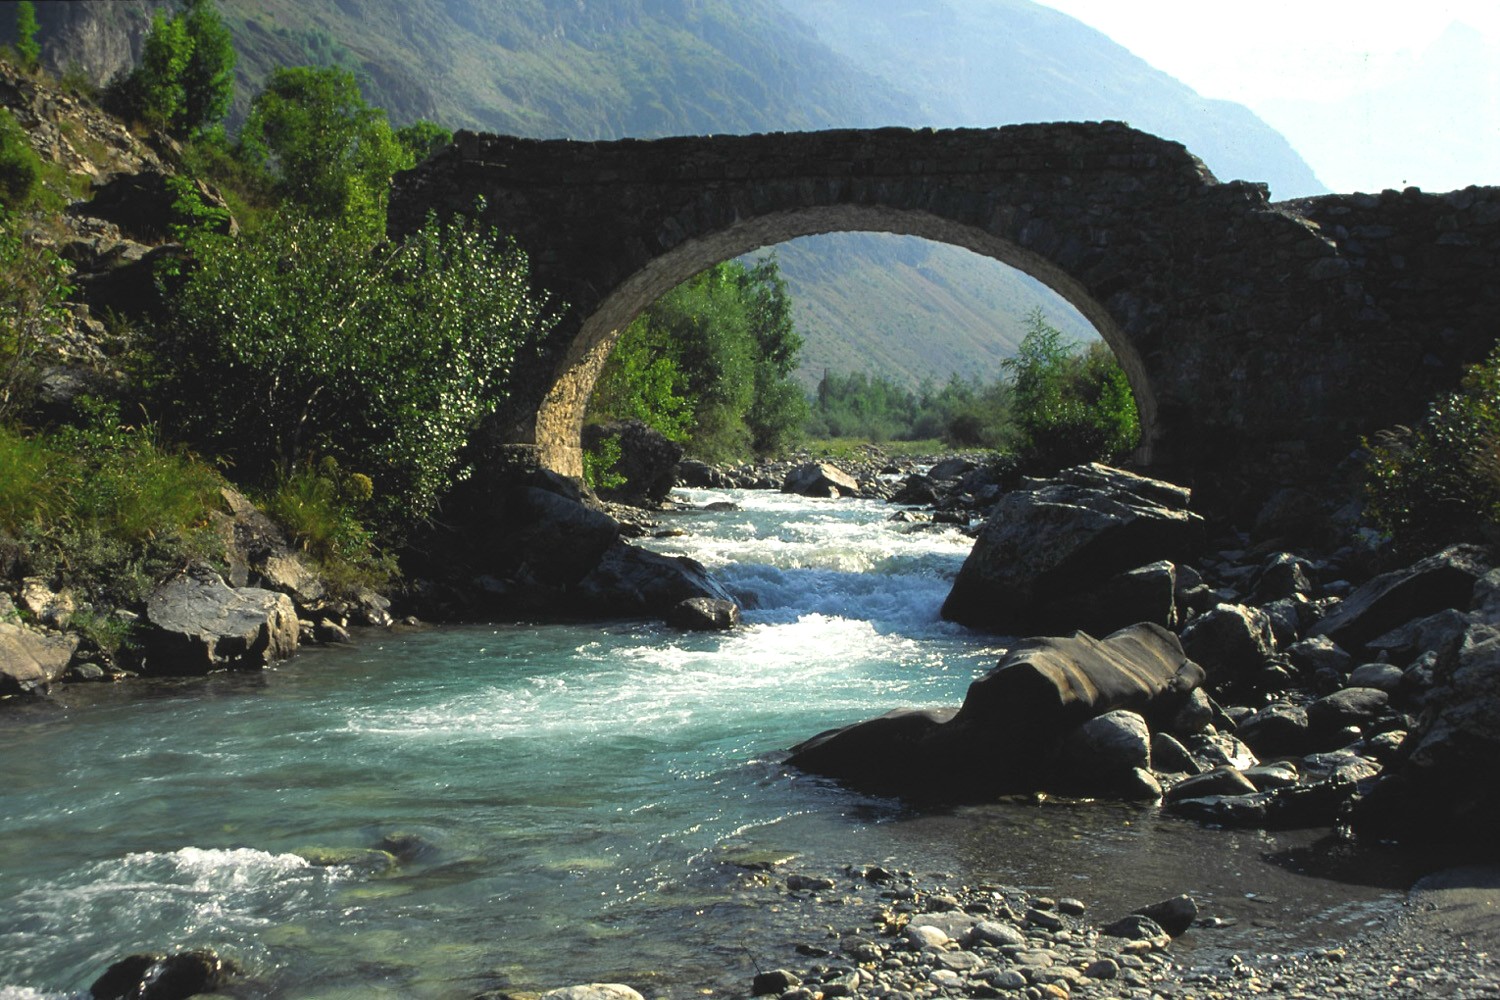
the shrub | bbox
[262,457,395,594]
[1364,340,1500,555]
[0,209,71,421]
[154,209,552,532]
[0,109,41,209]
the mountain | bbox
[7,0,1321,390]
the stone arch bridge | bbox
[389,123,1500,488]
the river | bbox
[0,487,1418,998]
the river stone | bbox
[1056,709,1152,786]
[1179,603,1277,691]
[90,949,230,1000]
[1353,622,1500,844]
[1164,766,1259,802]
[1365,608,1474,667]
[1047,560,1179,636]
[1310,544,1490,651]
[904,923,950,948]
[0,621,79,695]
[786,623,1204,800]
[968,920,1026,948]
[140,568,298,675]
[1308,687,1390,735]
[941,464,1203,632]
[543,985,646,1000]
[781,462,860,498]
[1133,894,1198,937]
[19,576,75,628]
[1249,552,1315,603]
[582,419,683,505]
[667,596,740,631]
[1349,662,1405,692]
[1236,701,1314,757]
[574,542,738,621]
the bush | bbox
[153,209,553,532]
[0,400,226,607]
[1364,340,1500,555]
[0,209,71,421]
[1003,310,1139,473]
[262,457,395,594]
[0,109,41,209]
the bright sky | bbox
[1032,0,1500,195]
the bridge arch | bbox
[390,123,1500,488]
[544,204,1151,478]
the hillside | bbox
[7,0,1320,389]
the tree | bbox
[154,210,553,527]
[109,0,235,139]
[178,0,236,138]
[588,257,806,462]
[14,1,41,74]
[239,66,410,237]
[1001,308,1139,472]
[396,120,453,164]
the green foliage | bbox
[1364,341,1500,555]
[154,209,552,529]
[0,401,225,607]
[0,109,40,210]
[164,173,233,241]
[0,210,71,422]
[262,457,395,593]
[806,370,1008,447]
[238,65,410,237]
[108,0,235,139]
[14,1,40,74]
[1002,309,1139,473]
[589,256,806,462]
[395,120,453,164]
[581,434,627,493]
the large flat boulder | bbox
[141,569,298,675]
[573,542,740,621]
[941,464,1203,633]
[786,623,1205,801]
[0,621,79,695]
[1309,544,1490,652]
[781,462,860,499]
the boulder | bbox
[941,464,1203,632]
[1046,560,1178,636]
[1133,895,1198,937]
[1179,603,1277,691]
[1307,687,1390,736]
[509,487,621,587]
[677,459,735,489]
[90,949,230,1000]
[890,474,942,506]
[781,462,860,499]
[1353,623,1500,844]
[582,419,683,505]
[0,621,79,695]
[542,987,644,1000]
[1164,766,1259,802]
[786,623,1204,801]
[140,568,298,675]
[1055,710,1152,791]
[1309,544,1490,652]
[927,457,975,480]
[77,169,234,243]
[1236,701,1314,758]
[667,596,740,631]
[1249,552,1315,604]
[574,542,739,621]
[1365,609,1474,667]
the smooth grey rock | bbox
[1180,603,1277,690]
[666,596,740,632]
[1237,701,1314,758]
[781,462,859,498]
[1308,687,1390,734]
[1101,914,1168,941]
[941,464,1203,632]
[141,569,298,675]
[543,986,645,1000]
[1057,709,1151,778]
[1133,895,1198,937]
[1366,609,1474,667]
[0,622,79,695]
[1349,662,1405,692]
[1310,544,1490,651]
[1165,766,1258,802]
[574,543,737,621]
[1285,635,1352,675]
[968,920,1025,948]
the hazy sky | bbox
[1032,0,1500,195]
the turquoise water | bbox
[0,490,1408,998]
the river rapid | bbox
[0,488,1419,999]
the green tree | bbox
[590,257,805,461]
[131,10,192,131]
[396,120,453,164]
[1364,340,1500,556]
[0,108,40,209]
[1002,308,1139,472]
[14,1,41,74]
[154,210,553,527]
[239,66,410,236]
[178,0,236,139]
